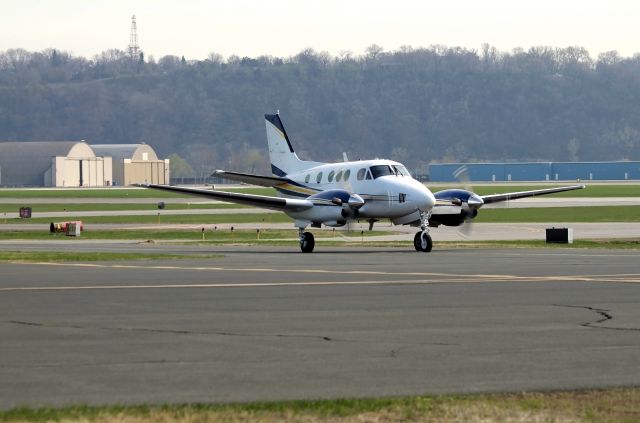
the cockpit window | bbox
[356,168,366,180]
[305,174,310,183]
[369,165,394,179]
[392,165,411,177]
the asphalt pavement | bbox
[1,245,639,409]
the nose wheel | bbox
[414,231,433,252]
[300,231,315,253]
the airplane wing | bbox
[213,170,284,188]
[145,184,313,212]
[480,184,586,204]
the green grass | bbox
[0,187,278,198]
[0,229,391,241]
[437,239,640,250]
[0,228,637,250]
[474,205,640,222]
[1,388,639,422]
[1,184,638,199]
[430,184,639,197]
[0,203,248,213]
[3,205,637,224]
[0,251,222,262]
[2,213,293,225]
[0,188,190,198]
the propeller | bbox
[337,168,364,233]
[453,165,483,238]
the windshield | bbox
[369,165,394,179]
[392,165,411,177]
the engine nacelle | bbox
[434,189,475,205]
[431,189,482,227]
[289,189,360,227]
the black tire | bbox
[300,232,315,253]
[413,232,423,251]
[414,232,433,252]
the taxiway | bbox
[1,245,639,409]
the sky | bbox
[2,0,639,60]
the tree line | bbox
[0,44,639,176]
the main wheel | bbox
[413,231,433,252]
[300,232,315,253]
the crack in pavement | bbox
[554,304,640,332]
[6,320,334,342]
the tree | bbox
[167,153,195,179]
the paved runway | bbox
[1,245,639,409]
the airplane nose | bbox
[416,186,436,211]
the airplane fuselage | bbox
[273,159,435,226]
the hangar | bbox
[90,143,169,186]
[0,141,112,187]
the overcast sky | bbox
[3,0,639,60]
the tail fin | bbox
[265,113,305,176]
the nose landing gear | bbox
[414,209,433,252]
[414,231,433,252]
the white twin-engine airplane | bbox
[147,113,585,253]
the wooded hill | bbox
[1,45,639,176]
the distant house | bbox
[90,143,169,186]
[0,141,112,187]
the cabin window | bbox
[305,174,310,183]
[335,170,343,182]
[343,169,351,181]
[316,172,323,183]
[328,170,335,182]
[370,165,394,179]
[356,168,366,180]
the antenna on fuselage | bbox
[342,152,349,162]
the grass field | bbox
[432,184,639,197]
[0,228,637,250]
[0,187,274,198]
[474,205,640,222]
[2,205,638,224]
[0,228,389,241]
[2,213,293,225]
[0,203,246,213]
[1,388,638,422]
[0,251,222,262]
[0,183,638,199]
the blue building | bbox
[428,161,640,182]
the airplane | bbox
[145,113,585,253]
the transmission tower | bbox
[128,15,140,61]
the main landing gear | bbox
[299,229,315,253]
[414,209,433,253]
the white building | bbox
[0,141,112,187]
[90,143,170,186]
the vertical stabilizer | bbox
[265,113,305,176]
